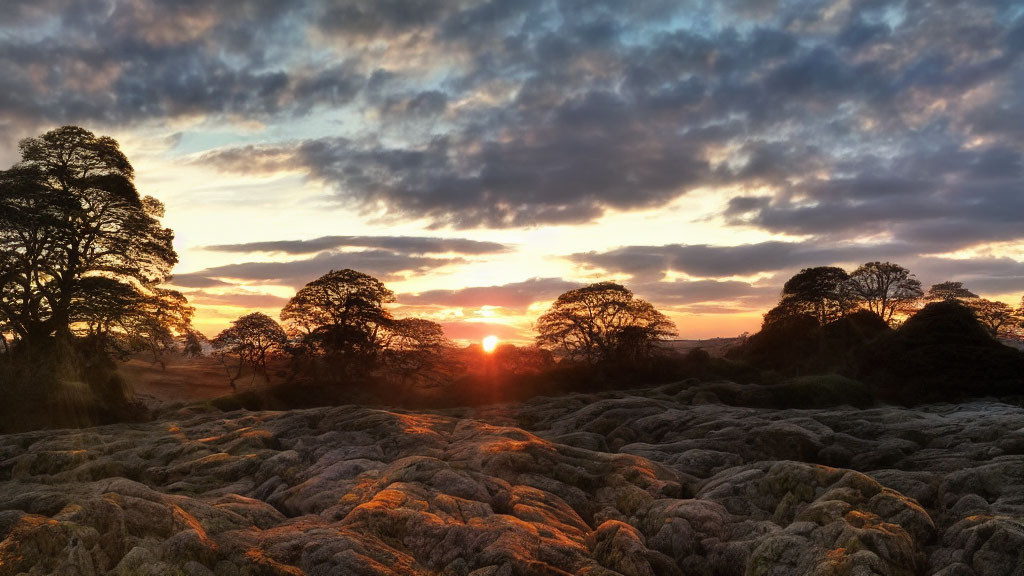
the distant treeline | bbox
[209,263,1024,413]
[731,265,1024,404]
[2,127,1023,430]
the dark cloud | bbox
[910,256,1024,296]
[572,243,1024,312]
[0,1,360,136]
[200,97,712,227]
[165,273,231,288]
[571,242,918,280]
[634,279,777,307]
[203,235,508,256]
[726,143,1024,250]
[185,249,464,288]
[186,0,1022,239]
[399,277,579,310]
[0,0,1020,262]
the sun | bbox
[482,335,499,353]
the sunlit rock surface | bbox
[1,383,1023,575]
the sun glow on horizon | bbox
[482,335,499,353]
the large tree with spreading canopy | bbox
[280,269,396,372]
[535,281,676,364]
[0,126,178,355]
[848,261,923,325]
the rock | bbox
[0,392,1022,574]
[111,546,157,575]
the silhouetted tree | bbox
[0,126,177,355]
[212,312,287,387]
[848,261,923,325]
[280,269,395,374]
[125,289,195,368]
[777,266,855,325]
[535,282,676,364]
[968,299,1019,338]
[182,330,206,357]
[492,344,555,376]
[1018,296,1024,335]
[925,281,978,302]
[380,317,453,385]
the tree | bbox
[380,317,453,385]
[280,269,395,373]
[535,282,676,364]
[71,283,194,368]
[1018,296,1024,336]
[491,344,555,376]
[0,126,177,354]
[848,262,923,325]
[121,289,195,368]
[212,313,287,387]
[968,299,1019,339]
[925,281,978,302]
[182,330,206,357]
[777,266,855,325]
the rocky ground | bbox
[1,382,1023,575]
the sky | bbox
[1,0,1022,344]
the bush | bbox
[0,337,147,433]
[859,301,1024,402]
[673,374,876,409]
[735,313,824,375]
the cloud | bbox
[0,0,1021,287]
[165,273,231,288]
[203,235,508,255]
[184,249,464,288]
[635,279,777,307]
[183,0,1021,239]
[198,108,712,228]
[399,277,579,310]
[188,290,290,310]
[911,256,1024,297]
[571,241,918,280]
[0,1,362,137]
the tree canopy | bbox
[212,312,287,385]
[776,266,855,326]
[280,269,396,370]
[925,281,978,302]
[380,317,453,384]
[0,126,178,353]
[969,299,1020,339]
[535,282,676,364]
[848,261,923,325]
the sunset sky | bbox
[1,0,1022,343]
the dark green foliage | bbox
[671,375,875,409]
[0,127,178,350]
[859,301,1024,402]
[0,338,147,433]
[738,311,824,374]
[818,309,893,370]
[926,281,978,302]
